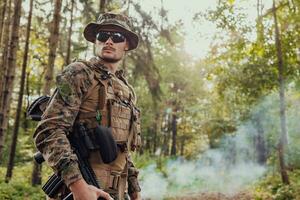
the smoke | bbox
[139,164,168,199]
[140,147,266,199]
[139,126,267,199]
[139,88,300,199]
[138,103,265,199]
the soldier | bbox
[34,12,142,200]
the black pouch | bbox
[94,125,118,164]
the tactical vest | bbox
[74,60,141,199]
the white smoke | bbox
[140,164,168,199]
[140,150,266,199]
[140,88,300,199]
[140,116,267,199]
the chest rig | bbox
[74,60,141,199]
[75,59,141,152]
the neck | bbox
[97,57,122,74]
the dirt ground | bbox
[170,191,253,200]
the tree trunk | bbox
[43,0,62,95]
[0,0,11,162]
[161,113,169,156]
[162,133,169,156]
[31,161,42,185]
[145,127,151,151]
[99,0,106,14]
[253,116,267,165]
[5,0,32,182]
[65,0,74,66]
[180,137,185,156]
[272,0,289,185]
[256,0,264,43]
[229,137,237,165]
[152,128,156,154]
[23,71,30,131]
[170,107,177,156]
[0,0,16,162]
[0,0,7,46]
[152,112,159,154]
[0,0,12,108]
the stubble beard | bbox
[100,56,121,63]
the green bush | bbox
[0,181,44,200]
[0,162,52,199]
[254,170,300,200]
[273,185,294,200]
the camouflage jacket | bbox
[33,57,141,194]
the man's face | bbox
[95,31,129,63]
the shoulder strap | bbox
[76,59,109,111]
[75,60,113,126]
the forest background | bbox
[0,0,299,199]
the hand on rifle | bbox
[70,179,113,200]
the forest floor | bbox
[170,191,254,200]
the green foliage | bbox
[0,163,52,200]
[0,181,44,200]
[254,170,300,200]
[2,125,36,165]
[132,151,157,169]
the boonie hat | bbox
[84,12,139,50]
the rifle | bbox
[35,124,107,200]
[28,96,117,199]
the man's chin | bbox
[100,56,121,63]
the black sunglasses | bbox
[96,31,126,43]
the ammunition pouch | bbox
[83,125,118,164]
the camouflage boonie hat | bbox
[84,12,139,50]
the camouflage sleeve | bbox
[127,154,141,195]
[33,62,94,187]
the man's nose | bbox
[105,37,113,45]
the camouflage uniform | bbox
[34,56,141,199]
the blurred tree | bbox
[0,0,22,163]
[5,0,33,183]
[43,0,62,95]
[65,0,75,66]
[0,0,11,161]
[99,0,106,13]
[0,0,7,46]
[272,0,289,184]
[196,0,299,184]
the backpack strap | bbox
[75,59,111,126]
